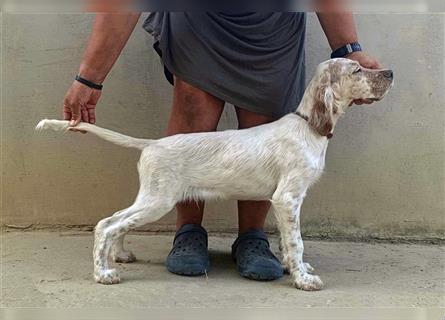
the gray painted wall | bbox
[3,13,444,239]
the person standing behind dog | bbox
[62,11,382,280]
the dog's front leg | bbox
[278,233,314,275]
[272,191,323,291]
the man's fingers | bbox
[63,110,71,121]
[63,103,72,120]
[70,117,81,127]
[87,105,96,124]
[81,107,89,124]
[365,59,383,70]
[374,61,383,69]
[70,107,81,126]
[62,82,101,130]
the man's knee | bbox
[176,79,218,112]
[169,77,223,133]
[180,91,209,125]
[235,107,276,129]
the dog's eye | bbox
[353,68,362,74]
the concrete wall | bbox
[2,13,444,239]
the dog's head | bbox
[308,58,394,137]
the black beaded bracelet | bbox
[75,75,103,90]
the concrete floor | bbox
[2,231,444,308]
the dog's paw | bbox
[112,250,136,263]
[303,262,315,274]
[94,269,121,285]
[293,274,323,291]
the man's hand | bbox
[60,13,141,133]
[63,81,101,133]
[345,51,383,105]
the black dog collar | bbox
[295,111,333,139]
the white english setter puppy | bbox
[36,58,393,291]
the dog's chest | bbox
[307,155,326,182]
[284,143,327,183]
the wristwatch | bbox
[331,42,362,59]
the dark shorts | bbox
[143,12,306,118]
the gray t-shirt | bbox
[143,12,306,118]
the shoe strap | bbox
[173,224,208,247]
[231,229,270,255]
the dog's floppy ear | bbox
[309,72,334,137]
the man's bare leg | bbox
[231,107,283,281]
[166,76,225,230]
[235,107,276,234]
[165,76,224,276]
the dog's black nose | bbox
[382,70,393,79]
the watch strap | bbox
[331,42,362,59]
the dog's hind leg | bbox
[93,196,175,285]
[109,207,138,263]
[111,235,136,263]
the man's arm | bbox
[79,13,141,83]
[316,12,381,69]
[317,12,382,105]
[63,13,141,127]
[316,12,358,51]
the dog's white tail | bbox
[35,119,152,150]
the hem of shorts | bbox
[161,59,293,119]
